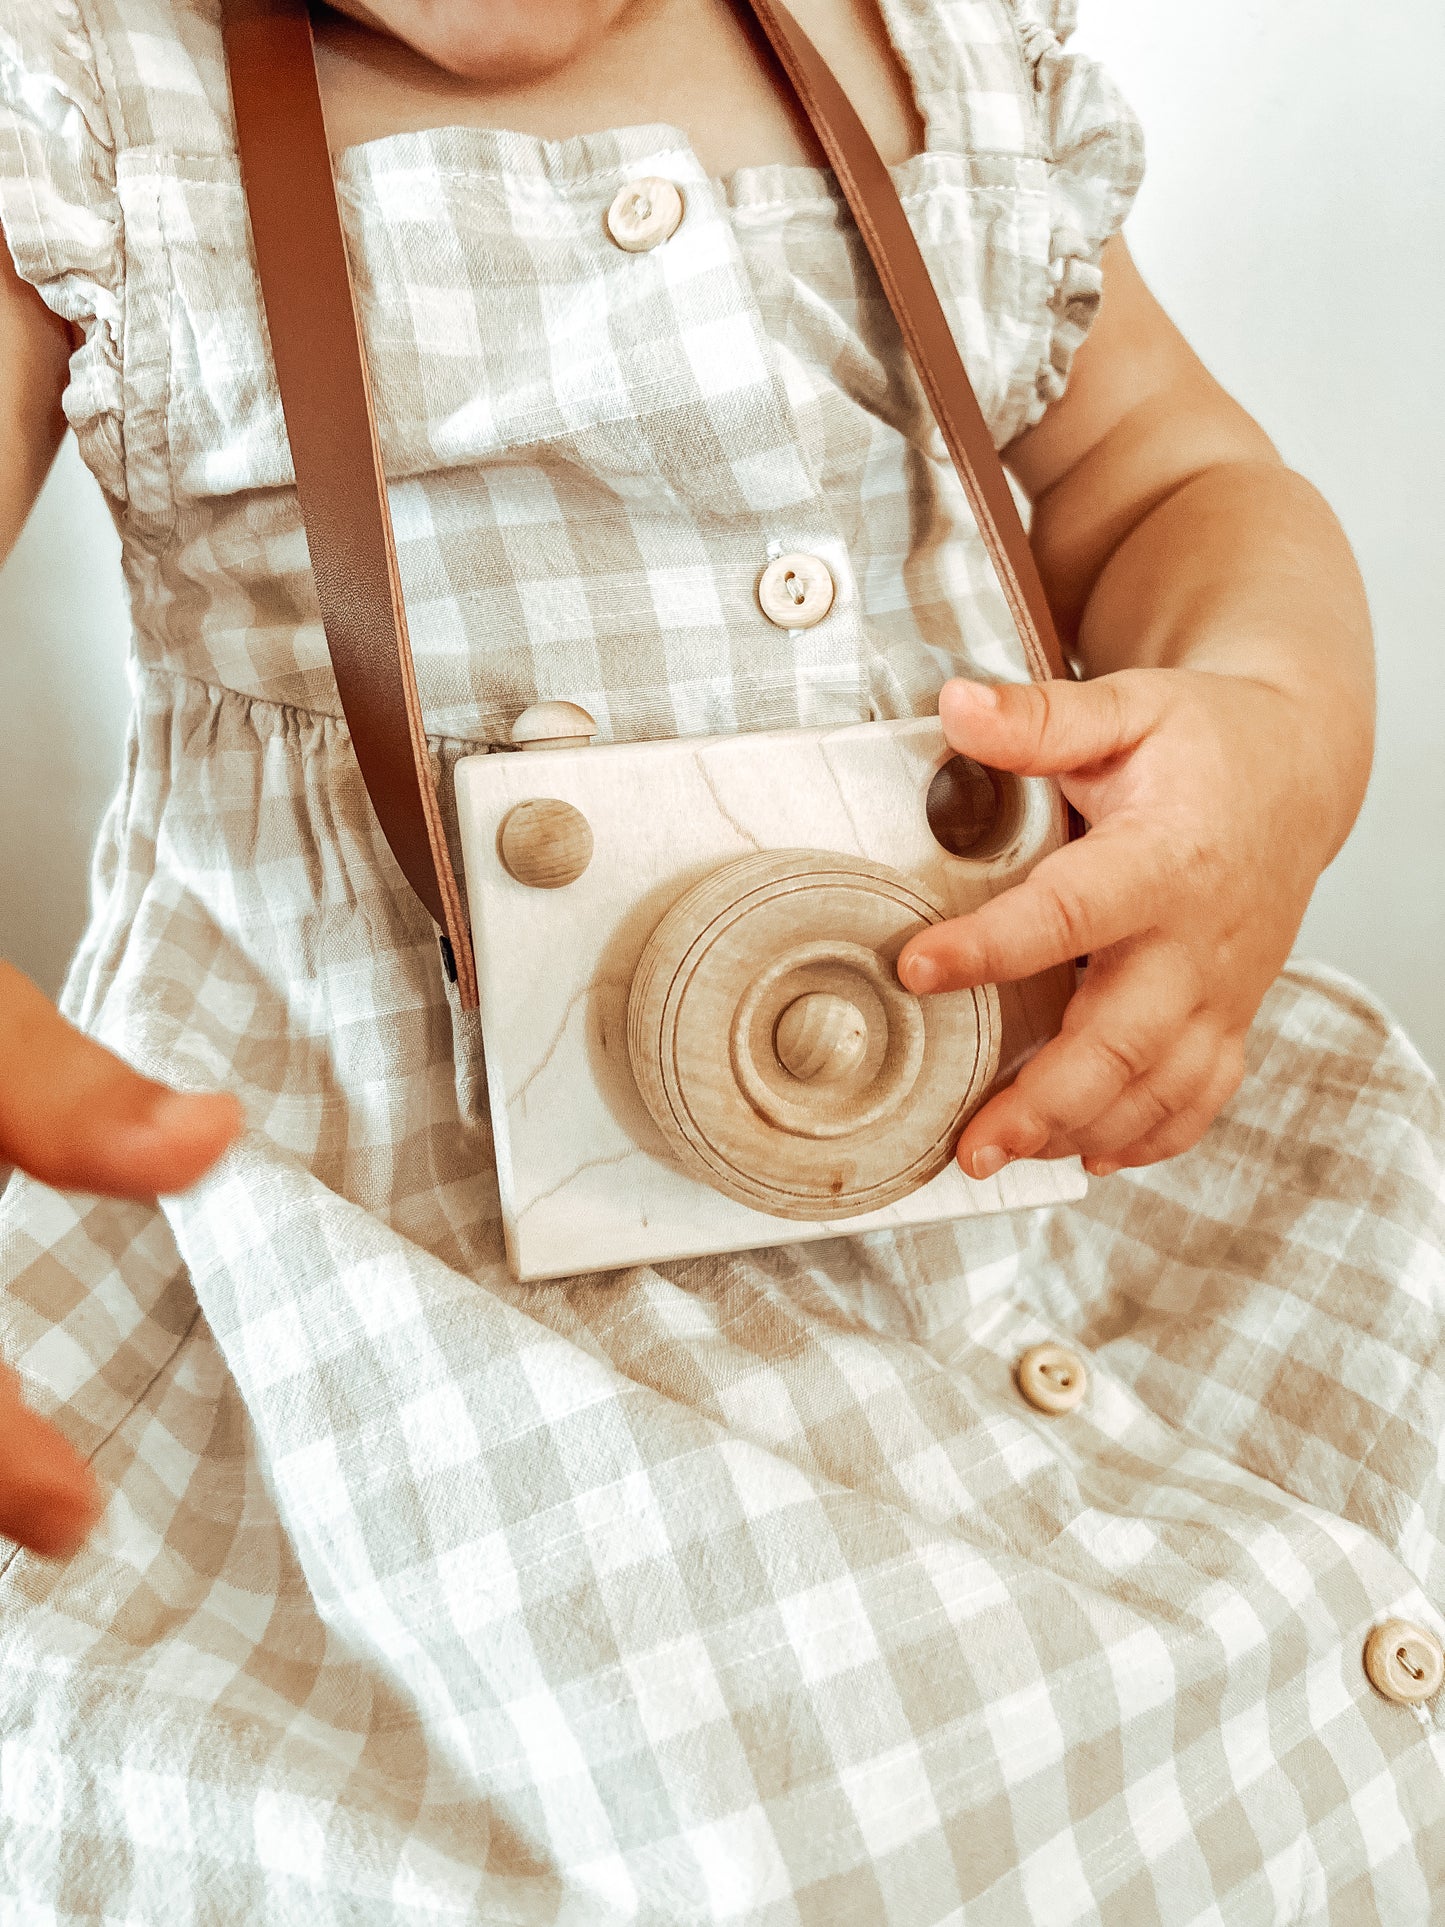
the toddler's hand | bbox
[897,670,1333,1179]
[0,963,241,1556]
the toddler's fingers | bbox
[899,823,1165,993]
[953,944,1195,1174]
[1065,1017,1230,1166]
[1088,1043,1246,1175]
[0,963,242,1198]
[937,672,1161,777]
[0,1363,100,1559]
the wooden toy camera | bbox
[456,702,1084,1280]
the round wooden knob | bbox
[774,994,868,1084]
[628,850,1000,1219]
[510,702,597,751]
[498,799,593,889]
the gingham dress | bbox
[2,0,1444,1919]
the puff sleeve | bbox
[0,0,125,503]
[1012,1,1145,427]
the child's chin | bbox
[376,0,625,85]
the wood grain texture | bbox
[455,714,1084,1280]
[775,993,868,1083]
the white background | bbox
[1,0,1441,1073]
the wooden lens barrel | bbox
[627,851,1000,1219]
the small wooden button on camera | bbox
[511,702,597,751]
[499,799,593,890]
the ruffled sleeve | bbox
[1012,1,1145,428]
[0,0,125,503]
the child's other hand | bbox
[0,962,241,1556]
[897,670,1333,1179]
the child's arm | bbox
[0,240,240,1555]
[0,219,70,555]
[898,237,1374,1179]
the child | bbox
[0,0,1440,1917]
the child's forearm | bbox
[1067,458,1375,865]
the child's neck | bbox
[312,0,925,177]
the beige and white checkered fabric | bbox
[3,0,1443,1919]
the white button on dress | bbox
[605,177,684,252]
[1363,1620,1445,1705]
[1016,1342,1088,1415]
[757,552,836,629]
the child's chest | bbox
[103,0,1066,736]
[148,0,1048,518]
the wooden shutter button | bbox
[510,702,597,751]
[1363,1620,1445,1705]
[1016,1342,1087,1416]
[758,553,835,630]
[606,178,684,252]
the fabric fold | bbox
[1012,2,1146,425]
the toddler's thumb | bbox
[938,673,1150,777]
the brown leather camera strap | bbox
[223,0,1066,1011]
[224,0,478,1001]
